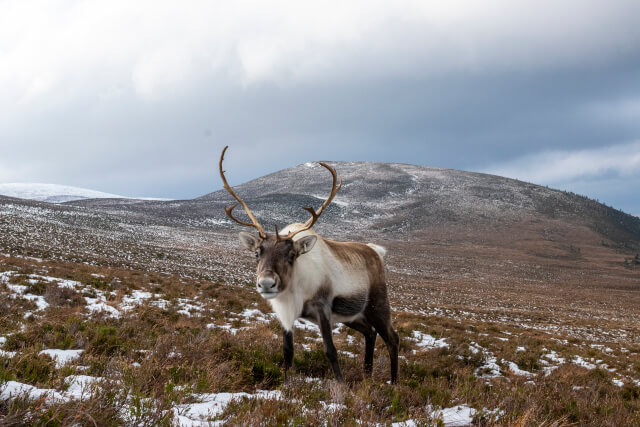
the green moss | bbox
[195,372,210,393]
[41,323,74,349]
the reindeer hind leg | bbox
[344,318,377,377]
[368,311,399,383]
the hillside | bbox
[0,183,170,204]
[203,161,640,243]
[0,183,128,203]
[68,161,640,248]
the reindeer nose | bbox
[258,277,276,290]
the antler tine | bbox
[225,204,257,228]
[283,162,342,240]
[302,162,342,227]
[219,146,267,238]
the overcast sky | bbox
[1,1,639,216]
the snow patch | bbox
[393,404,478,427]
[65,375,101,400]
[572,355,597,370]
[120,290,153,311]
[0,381,66,402]
[504,360,532,377]
[475,354,501,378]
[39,349,83,368]
[5,281,49,311]
[295,318,321,333]
[0,350,17,358]
[238,308,273,323]
[411,331,449,351]
[174,390,283,426]
[433,405,477,426]
[0,376,103,403]
[85,296,121,318]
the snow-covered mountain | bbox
[0,183,167,203]
[67,161,640,247]
[0,161,638,277]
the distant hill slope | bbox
[69,161,640,249]
[0,183,127,203]
[0,183,171,204]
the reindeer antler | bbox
[278,162,342,241]
[219,146,267,239]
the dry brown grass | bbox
[1,215,639,425]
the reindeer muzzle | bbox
[257,274,279,299]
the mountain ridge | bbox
[62,161,640,250]
[1,160,638,290]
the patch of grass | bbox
[0,356,16,383]
[25,280,47,296]
[2,254,640,425]
[4,333,29,352]
[513,349,542,372]
[223,397,306,426]
[293,348,330,379]
[44,285,84,308]
[250,360,283,388]
[89,325,126,357]
[11,352,56,387]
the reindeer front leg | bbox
[283,329,293,382]
[315,305,344,382]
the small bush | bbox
[44,285,84,308]
[4,333,29,352]
[12,352,55,387]
[89,326,126,356]
[293,348,330,379]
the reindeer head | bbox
[236,231,316,298]
[219,146,341,299]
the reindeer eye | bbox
[255,251,259,259]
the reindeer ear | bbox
[239,232,261,251]
[294,235,317,255]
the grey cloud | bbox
[1,2,640,216]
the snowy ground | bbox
[1,257,639,425]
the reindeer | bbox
[219,146,399,383]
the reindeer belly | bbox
[330,292,368,323]
[332,293,367,315]
[300,290,368,325]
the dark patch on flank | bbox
[332,294,367,316]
